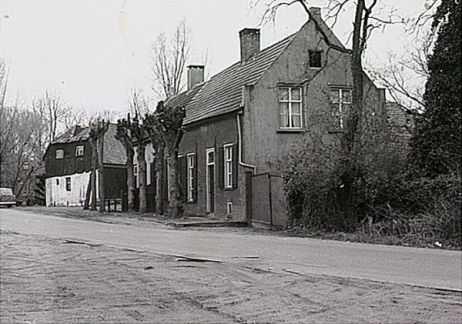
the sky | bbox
[0,0,431,117]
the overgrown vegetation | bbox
[283,0,461,249]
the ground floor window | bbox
[224,144,233,188]
[187,153,195,202]
[66,177,71,191]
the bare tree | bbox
[144,114,166,215]
[33,91,72,144]
[115,115,136,212]
[0,58,8,110]
[367,29,433,111]
[149,19,190,99]
[128,87,150,116]
[87,120,109,212]
[129,115,149,213]
[0,105,45,197]
[145,101,185,219]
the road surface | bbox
[1,208,461,291]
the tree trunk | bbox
[89,137,97,211]
[339,0,366,227]
[126,149,135,212]
[83,172,91,210]
[154,146,165,215]
[137,144,147,213]
[97,133,105,212]
[167,147,183,219]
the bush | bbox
[365,171,461,247]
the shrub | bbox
[366,171,461,247]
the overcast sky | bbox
[0,0,430,116]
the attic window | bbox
[56,149,64,159]
[309,51,322,68]
[76,145,84,156]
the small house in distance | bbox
[43,124,127,208]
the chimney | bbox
[239,28,260,62]
[187,65,205,90]
[309,7,321,20]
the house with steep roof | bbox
[139,7,390,225]
[43,124,127,207]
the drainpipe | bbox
[236,113,256,174]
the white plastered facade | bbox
[46,172,93,207]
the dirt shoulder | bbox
[1,230,461,323]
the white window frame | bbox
[330,87,352,130]
[75,145,84,156]
[224,144,233,188]
[187,153,195,202]
[56,149,64,159]
[206,148,215,213]
[279,87,303,129]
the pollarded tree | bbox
[87,119,109,212]
[146,101,185,219]
[115,115,136,212]
[129,114,149,214]
[410,0,461,176]
[143,114,166,215]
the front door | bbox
[206,148,215,213]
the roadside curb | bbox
[165,220,248,228]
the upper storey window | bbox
[75,145,84,156]
[330,87,352,131]
[279,87,303,129]
[56,149,64,159]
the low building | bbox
[43,124,127,207]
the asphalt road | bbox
[1,208,461,291]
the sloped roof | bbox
[166,11,348,126]
[166,34,296,125]
[52,124,126,165]
[53,125,90,143]
[103,123,127,165]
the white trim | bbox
[279,86,303,129]
[224,143,233,188]
[186,153,195,202]
[206,148,215,213]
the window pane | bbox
[291,88,301,101]
[207,151,214,164]
[291,115,301,128]
[280,114,289,128]
[279,88,289,101]
[342,103,351,115]
[342,90,352,103]
[291,102,301,115]
[330,89,340,103]
[280,102,289,115]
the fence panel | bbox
[270,175,288,227]
[251,173,271,225]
